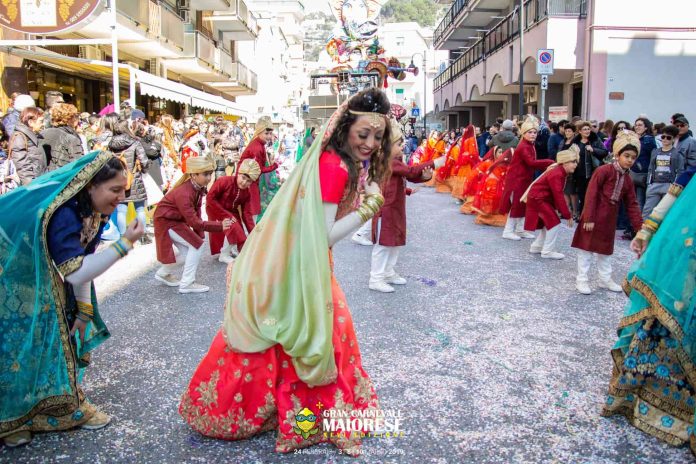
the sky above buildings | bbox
[303,0,331,15]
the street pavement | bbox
[1,187,692,463]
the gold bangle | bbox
[120,237,133,250]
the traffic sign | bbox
[540,75,548,90]
[411,108,420,117]
[536,49,554,75]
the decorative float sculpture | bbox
[310,0,419,96]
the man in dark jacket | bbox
[675,116,696,168]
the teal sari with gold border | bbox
[603,177,696,454]
[0,150,112,437]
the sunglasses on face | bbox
[676,124,686,128]
[662,135,673,140]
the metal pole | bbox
[541,87,546,121]
[110,0,120,113]
[518,0,524,119]
[423,50,427,137]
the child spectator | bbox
[642,124,683,219]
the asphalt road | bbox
[1,187,691,463]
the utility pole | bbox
[518,0,524,119]
[110,0,120,113]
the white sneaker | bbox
[351,234,373,246]
[502,232,522,241]
[179,283,210,294]
[155,273,180,287]
[218,254,235,264]
[529,246,542,254]
[230,248,240,258]
[386,274,407,285]
[369,281,395,293]
[599,280,622,292]
[541,251,565,260]
[576,281,592,294]
[517,230,536,239]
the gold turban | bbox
[238,159,261,181]
[390,118,403,144]
[613,130,641,155]
[253,116,274,140]
[520,116,539,135]
[556,144,580,164]
[185,156,215,174]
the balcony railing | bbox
[119,0,149,26]
[433,0,586,90]
[434,0,586,47]
[160,4,185,50]
[184,31,218,69]
[434,0,469,45]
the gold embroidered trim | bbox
[668,183,684,197]
[57,255,84,277]
[1,151,113,436]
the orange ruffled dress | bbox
[179,151,379,456]
[473,149,512,227]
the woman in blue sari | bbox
[0,151,144,447]
[602,165,696,455]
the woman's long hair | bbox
[326,88,393,193]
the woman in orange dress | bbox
[179,89,393,456]
[474,146,512,227]
[423,131,446,186]
[449,126,479,200]
[434,134,459,193]
[460,146,496,214]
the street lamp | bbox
[408,51,427,137]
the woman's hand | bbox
[586,145,594,153]
[583,222,595,232]
[124,219,145,243]
[70,318,88,343]
[566,218,574,228]
[630,236,648,258]
[364,181,381,196]
[422,167,433,180]
[222,218,234,230]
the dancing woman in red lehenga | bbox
[179,89,394,456]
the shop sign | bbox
[548,106,569,122]
[0,0,104,35]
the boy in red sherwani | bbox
[501,117,554,240]
[238,116,278,217]
[572,131,643,295]
[522,146,579,259]
[154,157,232,294]
[207,159,260,264]
[369,120,445,293]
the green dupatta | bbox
[223,106,347,386]
[614,178,696,373]
[0,150,112,435]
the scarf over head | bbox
[520,116,539,135]
[609,131,640,204]
[253,116,274,140]
[171,155,215,190]
[222,99,358,386]
[238,158,261,181]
